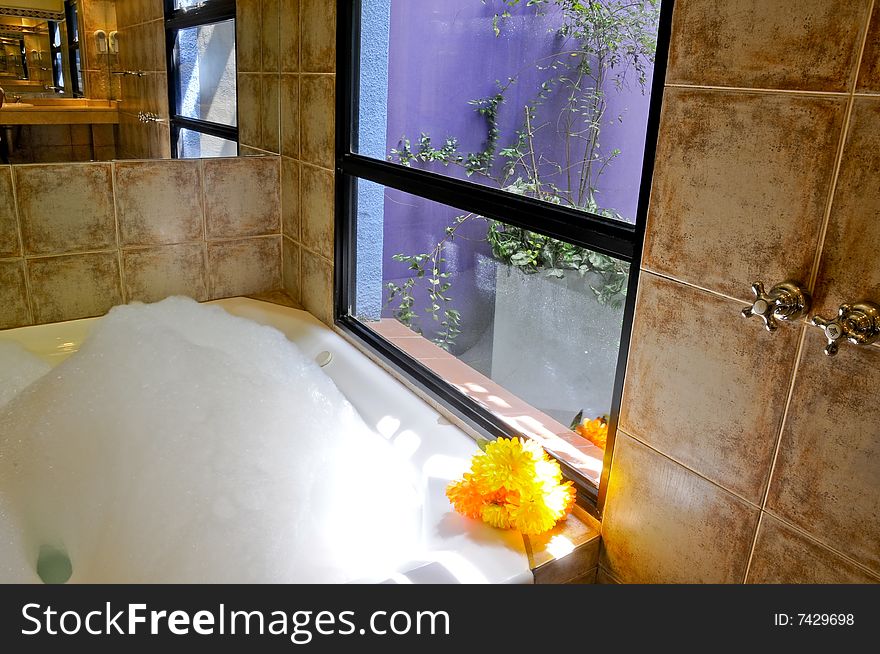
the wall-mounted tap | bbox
[811,301,880,356]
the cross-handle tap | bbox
[741,280,811,332]
[810,300,880,356]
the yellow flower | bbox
[575,416,608,450]
[509,494,558,535]
[481,502,513,530]
[445,474,484,520]
[471,437,543,494]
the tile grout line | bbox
[199,159,211,299]
[807,0,875,293]
[111,162,126,303]
[741,325,808,582]
[664,83,849,98]
[8,166,35,326]
[640,267,755,305]
[617,428,762,511]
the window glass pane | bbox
[174,0,207,8]
[177,128,237,158]
[352,179,626,484]
[73,50,83,92]
[175,20,237,126]
[356,0,661,224]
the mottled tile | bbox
[261,74,281,153]
[301,248,332,325]
[27,253,122,323]
[281,74,300,157]
[0,260,30,329]
[301,0,336,73]
[0,167,19,258]
[237,0,262,72]
[280,0,300,72]
[92,124,116,148]
[203,157,281,238]
[766,328,880,575]
[620,273,800,502]
[116,160,204,246]
[123,244,208,304]
[300,74,335,169]
[643,88,845,300]
[600,432,760,584]
[814,97,880,314]
[748,514,879,584]
[282,236,301,303]
[208,236,282,298]
[668,0,870,92]
[70,125,92,147]
[857,3,880,93]
[281,157,300,241]
[238,73,261,148]
[300,164,334,259]
[15,164,116,255]
[261,0,280,72]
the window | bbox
[336,0,672,512]
[64,0,83,97]
[48,22,65,93]
[164,0,238,158]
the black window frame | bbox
[47,21,64,92]
[163,0,238,158]
[334,0,674,517]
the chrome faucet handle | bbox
[741,280,811,332]
[810,300,880,356]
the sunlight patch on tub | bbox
[422,454,469,481]
[376,415,401,439]
[392,430,421,458]
[545,534,576,559]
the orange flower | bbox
[575,416,608,450]
[445,474,484,520]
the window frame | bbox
[64,0,82,97]
[163,0,238,158]
[47,21,64,92]
[334,0,674,516]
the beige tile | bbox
[300,164,334,259]
[301,0,336,73]
[643,88,845,300]
[280,0,299,72]
[116,160,204,246]
[261,74,281,153]
[27,252,122,324]
[71,146,93,162]
[281,157,300,241]
[237,0,262,72]
[123,244,208,304]
[0,260,30,329]
[15,164,116,256]
[70,125,92,147]
[281,74,300,157]
[0,167,19,258]
[600,432,760,584]
[667,0,869,92]
[747,514,879,584]
[208,236,282,298]
[31,126,71,147]
[857,4,880,93]
[282,236,301,303]
[814,97,880,314]
[203,157,281,238]
[766,328,880,575]
[237,73,261,149]
[620,273,800,502]
[301,248,332,325]
[92,124,116,148]
[261,0,280,72]
[300,74,335,169]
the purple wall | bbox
[377,0,656,344]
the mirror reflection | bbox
[0,0,260,164]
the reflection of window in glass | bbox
[64,0,82,97]
[48,22,65,92]
[338,0,671,507]
[165,0,238,158]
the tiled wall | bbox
[240,0,335,324]
[8,124,116,164]
[115,0,170,159]
[81,0,119,101]
[0,156,282,329]
[600,0,880,584]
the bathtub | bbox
[0,297,534,584]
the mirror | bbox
[0,0,276,164]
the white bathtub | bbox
[0,297,533,584]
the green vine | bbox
[386,0,659,347]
